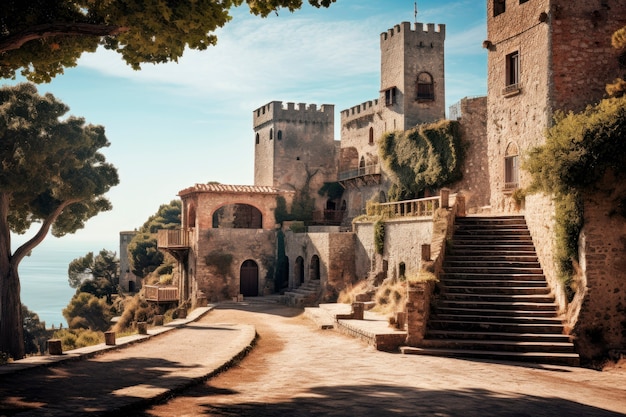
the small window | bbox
[368,127,374,145]
[255,133,259,144]
[494,0,505,16]
[384,87,396,106]
[277,130,282,140]
[504,51,520,94]
[269,128,273,140]
[416,72,434,101]
[504,142,519,190]
[520,0,529,3]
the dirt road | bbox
[134,301,626,417]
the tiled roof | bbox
[178,183,291,196]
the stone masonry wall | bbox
[192,228,276,302]
[574,174,626,360]
[447,96,490,211]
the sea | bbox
[14,236,117,329]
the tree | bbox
[0,0,335,83]
[63,292,112,332]
[22,304,48,355]
[606,26,626,97]
[68,249,119,289]
[0,83,119,359]
[128,200,181,278]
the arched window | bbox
[378,191,387,203]
[359,156,366,175]
[417,72,434,101]
[212,204,263,229]
[295,256,305,285]
[277,130,282,140]
[187,203,196,228]
[269,128,273,140]
[310,255,320,280]
[504,142,519,190]
[368,127,374,145]
[240,260,258,297]
[255,133,260,145]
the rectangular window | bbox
[505,155,519,189]
[384,87,396,106]
[494,0,506,16]
[506,51,520,87]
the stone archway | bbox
[240,260,259,297]
[295,256,305,286]
[310,255,320,280]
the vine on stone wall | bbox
[379,120,464,201]
[374,219,385,255]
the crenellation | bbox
[380,21,445,42]
[253,100,335,129]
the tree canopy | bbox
[68,249,119,289]
[0,82,119,359]
[0,0,335,83]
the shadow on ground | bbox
[132,383,625,417]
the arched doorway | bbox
[277,256,289,291]
[295,256,305,285]
[240,260,259,297]
[310,255,320,280]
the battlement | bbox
[380,21,445,42]
[340,99,379,123]
[253,100,334,129]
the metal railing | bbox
[144,285,179,302]
[157,229,191,249]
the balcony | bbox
[366,195,444,219]
[144,285,179,303]
[338,164,381,188]
[157,229,191,249]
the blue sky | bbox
[7,0,487,250]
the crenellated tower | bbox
[252,101,336,206]
[379,21,446,130]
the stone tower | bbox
[379,21,446,130]
[253,101,337,211]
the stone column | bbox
[405,280,434,346]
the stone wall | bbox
[447,96,489,211]
[192,228,276,302]
[353,217,434,283]
[574,174,626,360]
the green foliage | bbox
[22,305,48,355]
[374,219,385,255]
[139,200,181,233]
[128,233,164,278]
[205,251,233,276]
[274,196,292,223]
[52,328,104,351]
[68,249,119,289]
[112,295,159,332]
[0,83,119,236]
[77,278,116,304]
[526,96,626,289]
[1,0,335,83]
[63,292,112,332]
[379,120,463,201]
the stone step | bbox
[419,338,576,354]
[401,346,580,367]
[448,245,537,253]
[452,235,534,242]
[441,293,554,303]
[438,300,558,311]
[428,319,565,334]
[444,260,542,269]
[443,266,544,275]
[446,254,539,262]
[444,285,550,295]
[434,306,559,318]
[455,216,526,225]
[454,228,531,237]
[441,273,547,282]
[432,313,564,325]
[426,329,571,343]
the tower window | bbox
[503,51,521,95]
[269,128,273,140]
[494,0,505,16]
[504,142,519,190]
[369,127,374,145]
[384,87,397,106]
[416,72,435,101]
[255,133,259,145]
[277,130,282,140]
[520,0,529,3]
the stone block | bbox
[153,315,164,326]
[104,331,116,346]
[48,339,62,355]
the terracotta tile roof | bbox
[178,183,292,196]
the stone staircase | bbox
[415,215,580,366]
[284,280,321,307]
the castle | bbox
[152,0,626,362]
